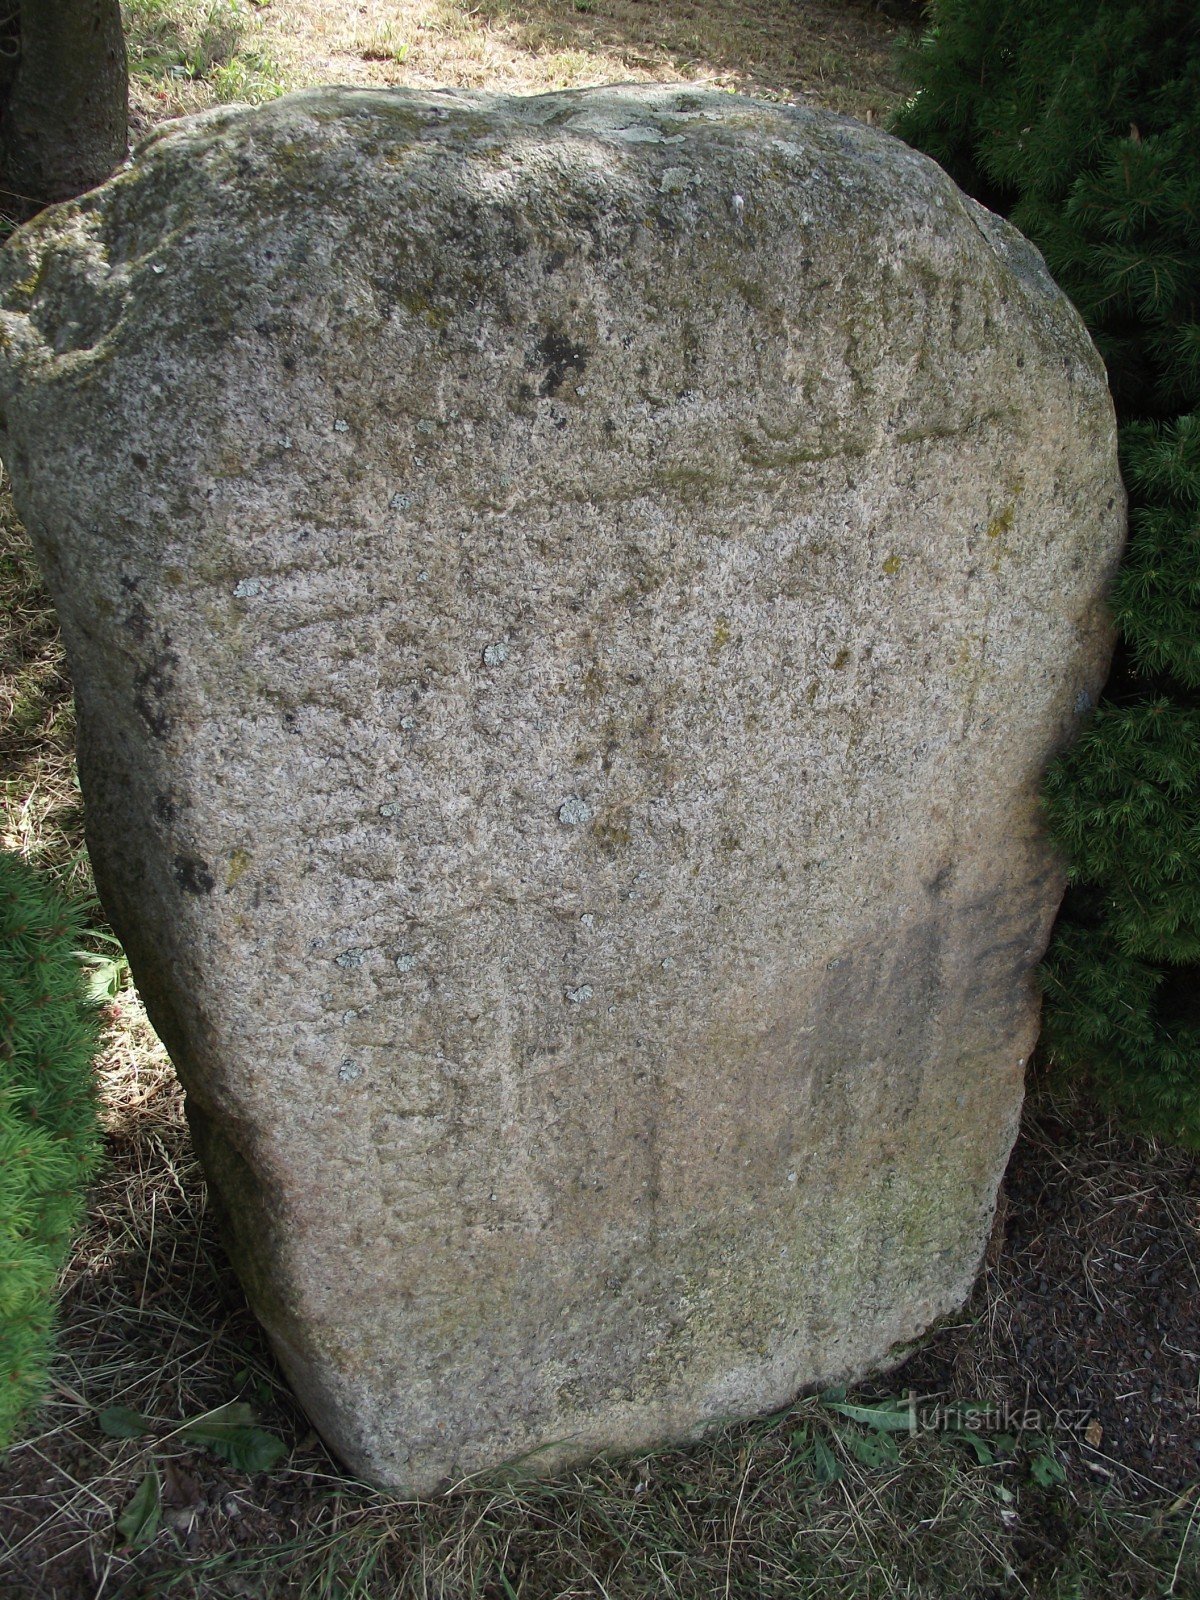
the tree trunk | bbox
[2,0,128,216]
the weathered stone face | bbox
[0,84,1123,1491]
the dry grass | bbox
[5,1058,1190,1599]
[0,485,86,894]
[903,1089,1200,1501]
[123,0,913,128]
[258,0,908,114]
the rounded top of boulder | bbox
[0,82,1105,407]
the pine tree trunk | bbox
[1,0,129,216]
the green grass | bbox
[122,0,285,103]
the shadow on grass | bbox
[436,0,915,119]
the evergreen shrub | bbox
[892,1,1200,1141]
[0,851,102,1447]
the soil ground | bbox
[906,1094,1200,1497]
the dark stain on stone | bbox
[173,854,215,895]
[537,330,589,398]
[927,859,957,898]
[133,645,179,739]
[498,207,531,258]
[197,313,233,350]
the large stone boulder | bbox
[0,85,1123,1491]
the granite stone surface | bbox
[0,84,1124,1490]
